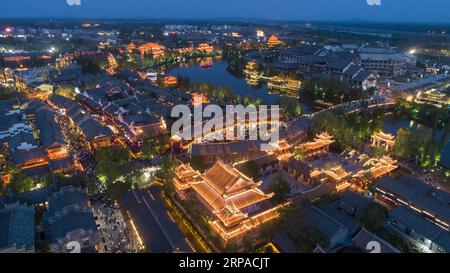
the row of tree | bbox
[313,109,384,152]
[302,77,375,104]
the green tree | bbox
[276,97,303,118]
[9,172,34,193]
[38,175,54,188]
[393,128,432,162]
[155,156,178,184]
[266,175,291,202]
[239,160,259,181]
[242,235,254,252]
[189,156,205,171]
[357,203,388,234]
[95,147,130,184]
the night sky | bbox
[0,0,449,24]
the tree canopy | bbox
[266,174,291,202]
[392,127,432,162]
[238,160,259,181]
[95,147,130,185]
[9,172,34,194]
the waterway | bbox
[383,113,445,142]
[167,58,284,105]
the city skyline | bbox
[0,0,449,24]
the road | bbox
[118,186,192,253]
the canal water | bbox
[383,113,445,142]
[167,58,281,105]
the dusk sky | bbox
[0,0,449,24]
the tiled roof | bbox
[352,227,400,253]
[377,175,450,223]
[35,107,66,148]
[0,204,35,250]
[389,206,450,252]
[46,207,97,244]
[47,186,89,218]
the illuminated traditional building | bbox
[299,132,334,158]
[352,156,398,187]
[415,90,450,109]
[139,43,165,59]
[176,46,194,54]
[371,131,395,151]
[267,35,284,47]
[199,57,213,68]
[163,75,178,86]
[173,160,285,241]
[243,61,262,86]
[189,92,209,106]
[127,42,137,53]
[197,43,214,53]
[106,53,119,75]
[0,68,14,84]
[267,76,301,98]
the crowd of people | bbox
[51,104,139,253]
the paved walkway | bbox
[119,187,192,253]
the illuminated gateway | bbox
[173,160,285,241]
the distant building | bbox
[267,35,284,47]
[358,47,416,77]
[267,76,301,98]
[279,117,313,145]
[196,43,214,53]
[138,42,165,59]
[163,75,178,87]
[278,45,327,63]
[35,107,75,173]
[295,55,377,90]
